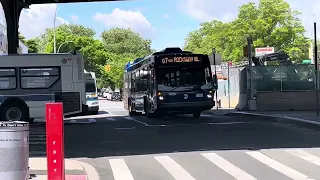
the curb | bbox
[203,109,238,116]
[29,158,99,180]
[68,159,100,180]
[226,111,320,128]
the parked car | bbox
[111,92,121,101]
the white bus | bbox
[84,70,99,114]
[0,52,86,122]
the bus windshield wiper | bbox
[168,86,181,92]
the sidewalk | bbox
[29,158,99,180]
[230,111,320,125]
[205,108,320,127]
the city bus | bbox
[0,52,86,122]
[84,70,99,114]
[123,47,217,118]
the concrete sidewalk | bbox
[29,158,99,180]
[204,108,320,127]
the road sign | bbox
[255,47,274,56]
[46,103,65,180]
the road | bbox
[30,99,320,180]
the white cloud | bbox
[93,8,155,39]
[70,15,79,23]
[0,4,67,39]
[180,0,320,37]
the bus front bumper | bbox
[158,101,214,113]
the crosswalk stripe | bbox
[286,149,320,167]
[154,156,195,180]
[109,159,134,180]
[201,153,256,180]
[246,151,312,180]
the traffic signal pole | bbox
[314,22,319,117]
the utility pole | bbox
[212,48,218,110]
[314,22,319,116]
[53,6,57,53]
[247,36,254,109]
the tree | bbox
[25,39,39,53]
[40,24,96,53]
[184,0,309,62]
[98,54,131,88]
[18,32,26,44]
[101,28,154,58]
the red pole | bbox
[46,103,65,180]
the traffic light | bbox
[105,64,111,72]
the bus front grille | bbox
[54,92,81,114]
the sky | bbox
[0,0,319,51]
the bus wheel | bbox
[1,103,28,122]
[128,103,136,116]
[192,112,201,118]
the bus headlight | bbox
[159,96,164,100]
[207,94,212,98]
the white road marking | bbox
[202,153,256,180]
[124,117,149,126]
[109,159,134,180]
[246,151,313,180]
[114,127,135,130]
[154,156,195,180]
[286,149,320,167]
[106,118,116,121]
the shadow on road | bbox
[28,113,320,159]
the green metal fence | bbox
[252,64,315,91]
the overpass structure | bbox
[0,0,125,54]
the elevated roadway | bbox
[0,0,125,54]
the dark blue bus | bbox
[123,47,217,118]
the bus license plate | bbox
[196,93,203,97]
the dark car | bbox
[111,92,121,101]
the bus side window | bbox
[149,68,154,93]
[142,67,148,92]
[135,70,140,92]
[131,72,135,92]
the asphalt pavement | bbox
[29,99,320,180]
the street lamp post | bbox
[53,6,57,53]
[57,41,74,53]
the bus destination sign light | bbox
[161,56,200,64]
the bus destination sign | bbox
[161,56,200,64]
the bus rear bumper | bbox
[158,101,214,113]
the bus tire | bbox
[92,110,99,115]
[192,112,201,118]
[128,102,138,116]
[1,102,28,122]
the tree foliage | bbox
[184,0,309,62]
[101,28,154,58]
[25,39,39,53]
[35,25,153,88]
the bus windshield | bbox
[85,82,96,93]
[156,66,213,92]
